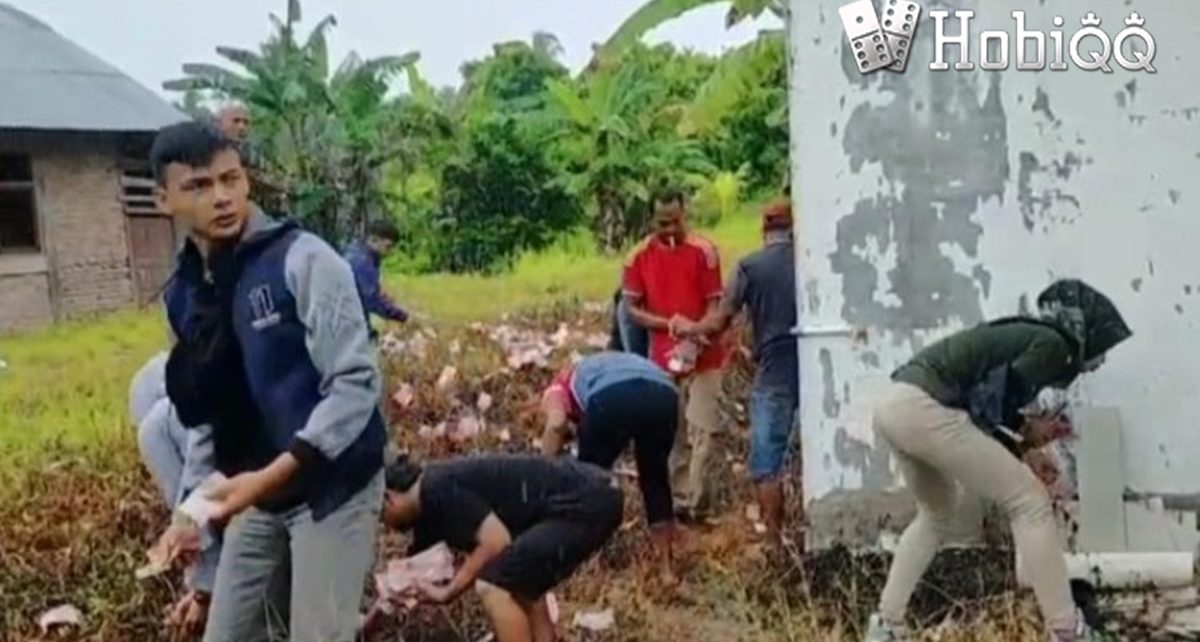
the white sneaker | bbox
[865,613,911,642]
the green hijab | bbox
[1037,279,1133,363]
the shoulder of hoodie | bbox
[683,233,720,269]
[283,231,355,287]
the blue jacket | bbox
[164,211,386,520]
[343,240,408,323]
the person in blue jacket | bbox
[150,121,386,642]
[343,220,409,332]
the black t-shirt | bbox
[410,455,615,554]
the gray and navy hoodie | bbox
[164,209,386,521]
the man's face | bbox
[368,236,395,256]
[653,200,687,245]
[219,108,251,142]
[155,148,251,244]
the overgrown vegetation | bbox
[1,287,1046,642]
[165,0,790,271]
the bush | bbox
[429,115,581,273]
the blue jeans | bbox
[748,386,799,483]
[203,472,383,642]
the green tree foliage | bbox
[431,115,580,273]
[163,0,418,244]
[162,1,793,274]
[597,0,790,193]
[544,46,714,251]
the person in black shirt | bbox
[381,455,623,642]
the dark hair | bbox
[367,219,401,243]
[150,121,238,186]
[652,187,686,211]
[384,457,423,493]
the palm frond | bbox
[594,0,722,64]
[679,31,784,136]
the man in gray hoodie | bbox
[151,121,385,642]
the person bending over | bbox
[130,351,220,639]
[381,455,623,642]
[540,351,679,557]
[865,279,1132,642]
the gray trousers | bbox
[202,472,383,642]
[136,397,221,593]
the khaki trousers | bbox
[874,382,1075,633]
[670,368,723,513]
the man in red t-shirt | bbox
[622,189,727,519]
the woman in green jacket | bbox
[865,279,1132,642]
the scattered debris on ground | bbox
[0,303,1121,641]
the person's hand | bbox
[207,471,271,524]
[668,314,699,338]
[166,590,209,642]
[156,524,202,569]
[1023,449,1060,487]
[1022,414,1073,449]
[415,579,454,605]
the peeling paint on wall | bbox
[834,427,894,488]
[830,72,1008,337]
[1032,88,1058,124]
[805,278,822,316]
[820,348,840,418]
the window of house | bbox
[0,153,38,252]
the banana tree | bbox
[162,0,419,242]
[544,57,714,251]
[597,0,784,62]
[596,0,787,138]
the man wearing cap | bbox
[690,200,800,544]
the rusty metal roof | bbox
[0,3,183,132]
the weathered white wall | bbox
[788,0,1200,548]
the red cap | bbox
[762,199,793,233]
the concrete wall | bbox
[788,0,1200,548]
[0,132,134,332]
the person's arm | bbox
[540,387,573,456]
[287,235,382,471]
[210,235,383,521]
[695,263,748,336]
[354,255,409,323]
[1007,332,1077,428]
[420,513,512,603]
[966,330,1077,456]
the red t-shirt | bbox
[543,365,582,422]
[622,233,727,373]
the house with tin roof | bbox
[0,2,184,331]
